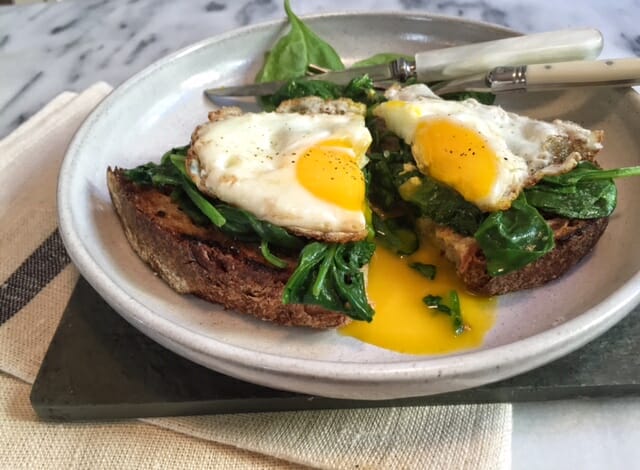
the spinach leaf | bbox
[255,0,344,84]
[398,174,485,236]
[474,193,554,276]
[366,144,484,236]
[125,152,303,253]
[423,294,449,312]
[422,290,465,335]
[372,212,418,256]
[261,79,343,110]
[410,262,436,280]
[342,75,383,105]
[448,290,465,336]
[260,241,288,269]
[525,162,640,219]
[540,162,640,186]
[283,240,376,321]
[124,145,189,187]
[262,75,382,111]
[525,163,617,219]
[352,52,413,68]
[366,147,419,213]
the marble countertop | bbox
[1,0,639,139]
[1,1,639,469]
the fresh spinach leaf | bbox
[255,0,344,84]
[474,193,554,276]
[352,52,413,68]
[410,262,436,280]
[283,240,376,322]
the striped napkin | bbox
[0,83,512,469]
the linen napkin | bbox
[0,84,512,470]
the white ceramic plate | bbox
[58,12,640,400]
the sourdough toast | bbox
[420,216,608,296]
[107,168,350,328]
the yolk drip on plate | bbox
[340,242,496,355]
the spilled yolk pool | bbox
[340,242,496,355]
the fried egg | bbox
[187,105,372,242]
[373,84,603,212]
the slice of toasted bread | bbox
[419,216,608,296]
[106,168,349,328]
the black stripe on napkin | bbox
[0,228,71,326]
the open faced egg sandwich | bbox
[368,84,609,295]
[107,79,631,337]
[108,97,377,329]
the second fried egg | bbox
[374,84,603,212]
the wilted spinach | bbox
[366,144,484,236]
[410,262,436,280]
[423,290,464,335]
[261,75,382,111]
[372,212,418,255]
[124,150,303,260]
[474,193,554,276]
[398,175,485,237]
[283,241,376,321]
[525,162,640,219]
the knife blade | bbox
[430,57,640,95]
[204,28,603,98]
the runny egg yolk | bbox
[296,139,365,211]
[413,119,498,204]
[340,242,496,355]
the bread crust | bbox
[107,168,349,328]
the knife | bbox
[204,28,603,98]
[430,57,640,95]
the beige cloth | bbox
[0,84,512,469]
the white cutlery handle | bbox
[415,28,603,82]
[524,58,640,89]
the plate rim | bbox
[58,11,640,397]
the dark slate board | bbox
[30,277,640,421]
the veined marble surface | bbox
[0,0,639,138]
[1,1,640,469]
